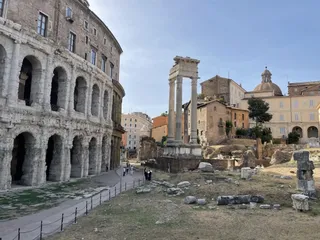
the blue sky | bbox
[90,0,320,118]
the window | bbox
[135,119,137,122]
[234,121,237,128]
[129,141,131,145]
[0,0,5,17]
[310,113,315,121]
[134,124,137,127]
[68,32,76,52]
[93,28,97,36]
[280,114,284,121]
[134,141,136,145]
[280,102,283,108]
[84,53,88,60]
[91,48,96,65]
[124,123,126,126]
[84,21,89,30]
[293,100,299,108]
[129,135,131,139]
[130,118,132,122]
[85,36,89,44]
[101,56,107,72]
[234,113,237,119]
[130,124,132,127]
[310,100,314,107]
[242,114,244,121]
[201,131,203,136]
[294,113,299,121]
[66,7,72,18]
[242,122,244,128]
[214,106,217,111]
[104,38,107,45]
[110,62,114,78]
[37,12,48,37]
[280,127,286,135]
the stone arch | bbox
[0,44,6,95]
[45,134,64,181]
[74,76,87,113]
[307,126,318,138]
[50,67,68,111]
[91,84,100,116]
[103,90,109,119]
[70,136,83,178]
[18,55,42,106]
[101,135,109,172]
[89,137,98,175]
[11,132,36,186]
[292,126,303,138]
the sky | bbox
[90,0,320,118]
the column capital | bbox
[191,77,198,85]
[169,79,175,85]
[176,75,183,83]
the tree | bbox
[161,111,168,117]
[225,120,233,137]
[161,136,167,146]
[247,98,272,125]
[288,131,300,144]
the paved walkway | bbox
[0,168,144,240]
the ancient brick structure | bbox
[0,0,124,190]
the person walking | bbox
[123,167,126,176]
[144,168,148,180]
[130,165,134,175]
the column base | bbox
[163,143,202,157]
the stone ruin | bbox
[138,136,158,161]
[293,151,316,198]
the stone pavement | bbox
[0,168,144,240]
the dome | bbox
[254,82,283,96]
[253,67,283,96]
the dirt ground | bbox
[48,168,320,240]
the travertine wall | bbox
[0,0,124,190]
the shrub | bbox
[288,131,300,144]
[236,128,248,136]
[272,139,281,144]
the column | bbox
[190,77,198,144]
[7,40,21,105]
[167,79,175,143]
[43,56,54,110]
[86,75,93,118]
[68,65,76,114]
[175,75,183,142]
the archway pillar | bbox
[83,139,90,177]
[86,75,93,118]
[37,142,48,185]
[63,142,72,181]
[68,65,76,113]
[0,138,14,190]
[22,144,42,186]
[43,56,54,110]
[7,40,21,106]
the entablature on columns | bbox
[169,56,200,80]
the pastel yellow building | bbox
[240,67,320,143]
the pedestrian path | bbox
[0,169,144,240]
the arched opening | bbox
[74,77,87,113]
[45,134,63,181]
[18,56,42,106]
[307,126,318,138]
[11,132,36,186]
[88,137,97,175]
[0,44,6,94]
[103,90,109,119]
[70,136,82,178]
[91,84,100,116]
[292,126,303,138]
[51,67,68,111]
[101,136,108,172]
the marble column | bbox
[7,40,21,105]
[167,79,175,143]
[175,75,183,142]
[190,77,198,144]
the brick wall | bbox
[7,0,121,81]
[201,76,230,104]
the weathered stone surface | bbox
[184,196,197,204]
[239,204,248,209]
[270,150,292,165]
[136,187,151,194]
[177,181,191,188]
[291,194,309,211]
[167,187,184,196]
[0,1,123,190]
[197,199,206,205]
[241,150,256,167]
[273,204,281,210]
[260,204,271,209]
[161,181,175,188]
[217,195,264,205]
[198,162,214,172]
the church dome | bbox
[253,67,283,96]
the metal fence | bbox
[1,178,145,240]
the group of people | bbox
[123,162,134,176]
[144,168,152,181]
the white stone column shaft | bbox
[7,41,21,105]
[175,75,183,142]
[167,79,175,143]
[190,77,198,144]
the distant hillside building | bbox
[200,75,246,107]
[240,67,320,142]
[121,112,152,150]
